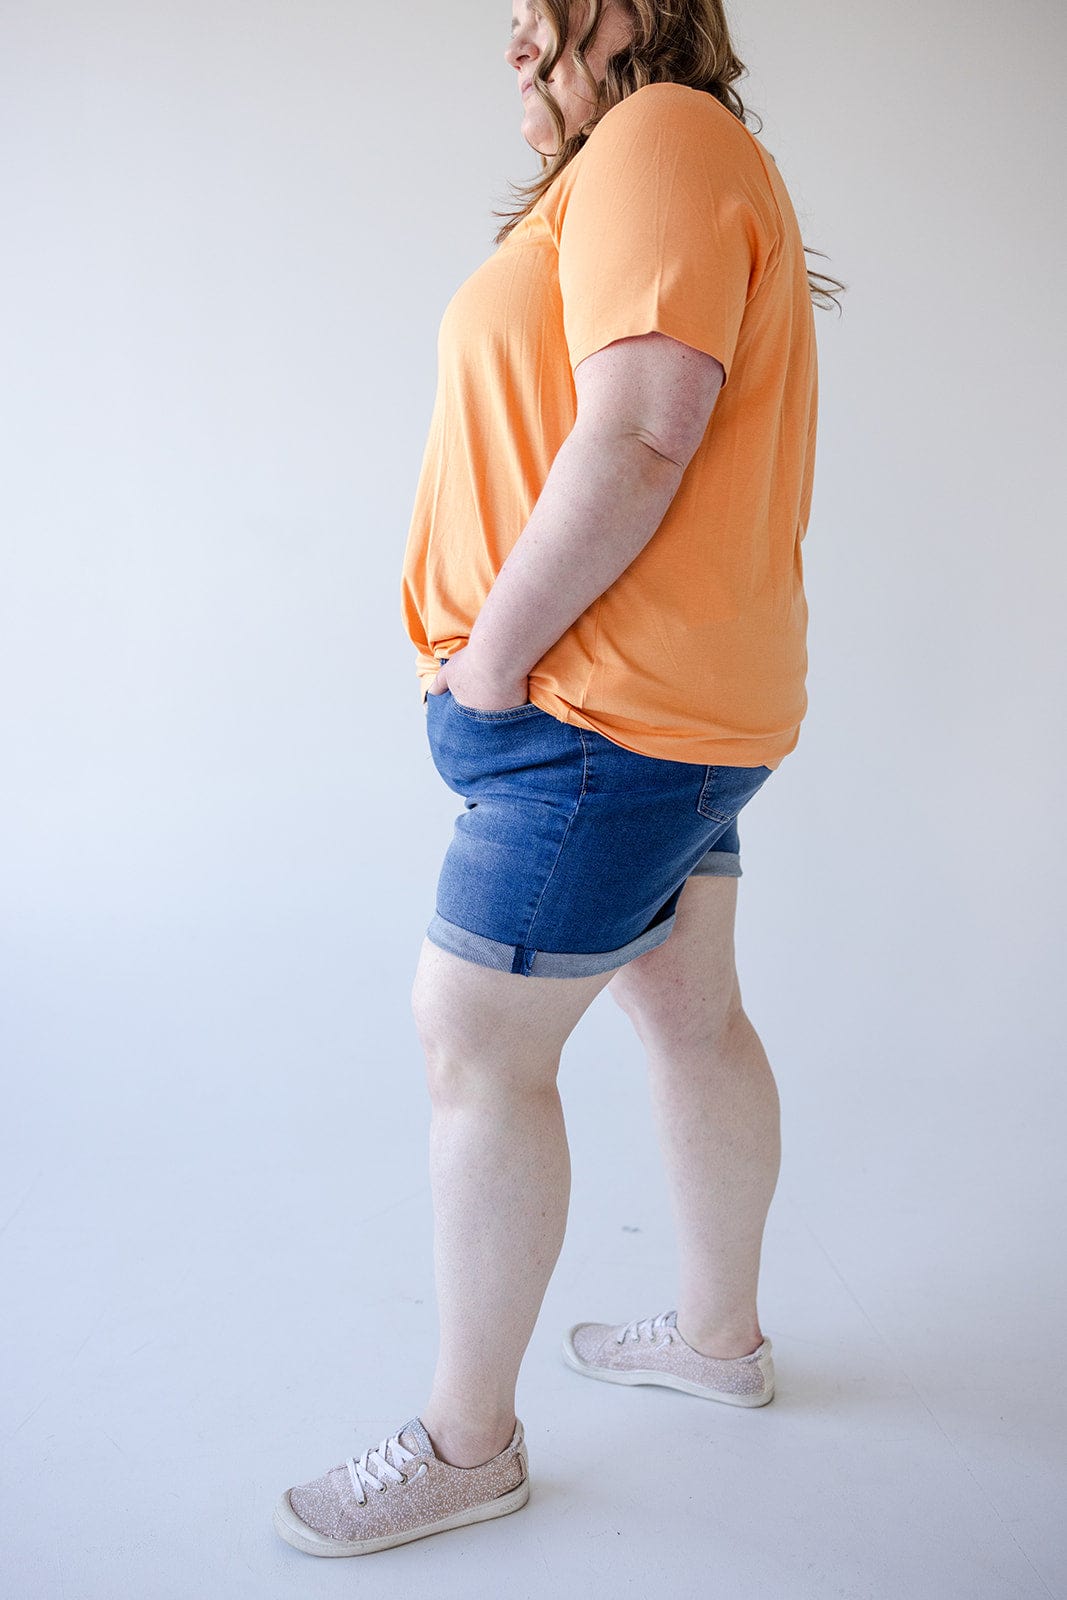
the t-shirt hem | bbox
[529,689,795,769]
[568,321,731,383]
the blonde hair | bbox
[495,0,846,312]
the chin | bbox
[520,98,553,138]
[522,116,556,155]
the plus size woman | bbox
[275,0,840,1558]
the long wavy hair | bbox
[494,0,846,312]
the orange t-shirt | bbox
[400,81,818,769]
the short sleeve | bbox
[557,83,773,387]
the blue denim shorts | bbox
[423,660,772,978]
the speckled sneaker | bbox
[273,1414,530,1557]
[562,1309,774,1406]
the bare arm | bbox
[435,330,725,707]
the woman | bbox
[274,0,840,1558]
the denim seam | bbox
[697,764,769,825]
[511,727,591,971]
[448,700,544,723]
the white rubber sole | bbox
[561,1326,775,1407]
[273,1475,530,1557]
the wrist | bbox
[462,630,531,685]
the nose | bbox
[504,25,537,73]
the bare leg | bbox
[410,937,617,1467]
[607,874,780,1358]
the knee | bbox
[410,967,557,1103]
[611,973,745,1055]
[411,958,495,1057]
[409,976,465,1096]
[411,1013,473,1105]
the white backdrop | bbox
[2,2,1064,1596]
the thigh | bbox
[606,874,742,1044]
[411,936,618,1088]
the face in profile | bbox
[505,2,636,155]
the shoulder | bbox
[584,81,743,147]
[550,81,768,241]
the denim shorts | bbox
[423,659,772,978]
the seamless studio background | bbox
[1,1,1065,1596]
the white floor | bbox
[3,906,1064,1600]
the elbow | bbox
[629,426,692,473]
[628,376,724,471]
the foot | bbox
[561,1308,775,1406]
[274,1414,529,1558]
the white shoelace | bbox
[345,1430,427,1504]
[616,1310,676,1346]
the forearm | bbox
[465,422,685,680]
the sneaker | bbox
[562,1309,774,1406]
[273,1414,530,1557]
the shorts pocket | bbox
[445,691,546,723]
[696,763,773,824]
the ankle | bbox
[674,1315,763,1360]
[420,1412,517,1469]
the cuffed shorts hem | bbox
[687,848,742,878]
[425,908,678,980]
